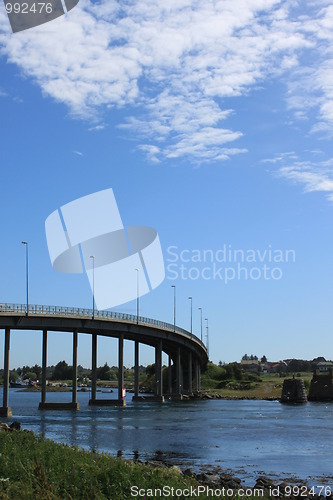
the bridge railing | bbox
[0,303,207,351]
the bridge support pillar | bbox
[198,363,201,391]
[72,329,78,407]
[175,347,183,399]
[194,359,199,392]
[188,352,193,395]
[118,334,126,406]
[41,329,47,404]
[168,356,172,395]
[132,341,140,401]
[154,339,164,402]
[90,333,97,403]
[0,328,12,418]
[194,359,201,392]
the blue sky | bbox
[0,0,333,369]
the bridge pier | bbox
[72,329,78,406]
[188,352,193,395]
[168,356,172,395]
[154,339,164,402]
[194,358,201,392]
[90,333,97,402]
[132,341,140,401]
[174,347,183,400]
[39,329,80,411]
[0,328,12,418]
[117,334,126,406]
[41,329,47,404]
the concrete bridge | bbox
[0,303,208,417]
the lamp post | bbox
[205,318,209,357]
[198,307,202,341]
[171,285,176,332]
[21,241,29,316]
[135,268,139,324]
[188,296,192,334]
[90,256,95,319]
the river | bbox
[1,388,333,486]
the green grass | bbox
[201,366,313,399]
[0,430,208,499]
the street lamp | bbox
[135,268,139,324]
[198,307,202,341]
[21,241,29,316]
[171,285,176,332]
[188,296,192,334]
[205,318,209,357]
[90,256,95,319]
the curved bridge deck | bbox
[0,303,208,417]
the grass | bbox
[201,368,313,399]
[0,430,207,499]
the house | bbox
[317,361,333,372]
[240,359,261,372]
[266,361,288,373]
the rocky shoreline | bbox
[1,420,331,497]
[140,460,331,498]
[183,391,279,401]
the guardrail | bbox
[0,303,207,351]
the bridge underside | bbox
[0,314,208,416]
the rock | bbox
[254,476,274,490]
[10,421,21,431]
[184,468,194,477]
[226,479,240,489]
[169,465,182,475]
[206,474,221,486]
[146,460,166,468]
[219,472,233,485]
[0,422,10,431]
[196,472,209,482]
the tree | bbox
[51,361,73,380]
[23,372,37,380]
[9,371,19,382]
[145,364,155,376]
[261,355,267,364]
[96,363,112,380]
[32,364,42,379]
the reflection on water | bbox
[1,388,333,485]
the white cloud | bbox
[272,154,333,202]
[285,5,333,136]
[0,1,332,162]
[73,150,84,156]
[88,124,106,132]
[261,151,298,164]
[138,145,161,164]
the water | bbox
[2,388,333,486]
